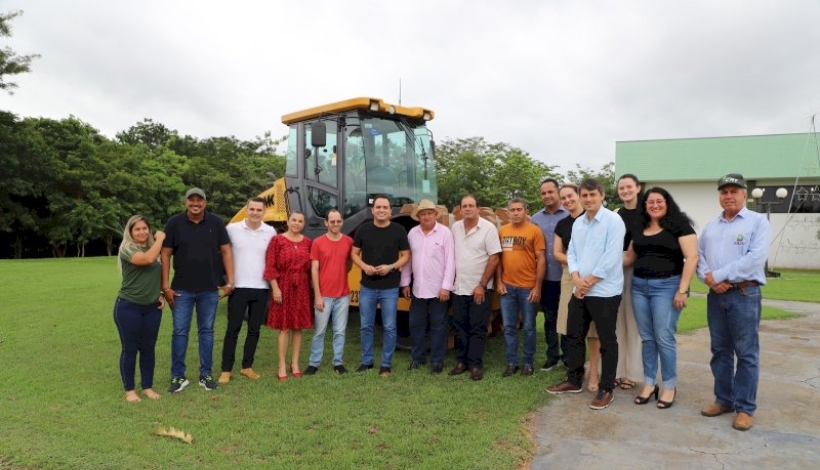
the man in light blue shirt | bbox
[697,173,770,432]
[547,178,625,411]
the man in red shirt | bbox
[305,209,354,375]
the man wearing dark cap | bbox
[697,174,770,431]
[161,188,235,393]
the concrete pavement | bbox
[531,298,820,470]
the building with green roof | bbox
[615,133,820,269]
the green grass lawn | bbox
[0,258,812,469]
[688,269,820,303]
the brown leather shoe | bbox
[521,364,534,377]
[470,367,484,381]
[732,412,754,431]
[449,363,468,376]
[589,390,615,410]
[502,365,519,377]
[217,372,231,384]
[545,379,583,394]
[240,368,261,380]
[701,403,733,417]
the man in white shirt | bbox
[449,195,501,381]
[218,197,276,383]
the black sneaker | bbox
[304,365,319,376]
[378,367,391,377]
[168,377,189,393]
[407,360,422,370]
[199,375,218,391]
[355,363,374,373]
[333,365,348,375]
[430,364,444,374]
[541,358,559,371]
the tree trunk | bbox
[12,236,23,259]
[52,243,66,258]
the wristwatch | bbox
[678,288,688,294]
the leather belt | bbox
[730,281,760,290]
[729,280,760,295]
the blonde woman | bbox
[114,215,165,403]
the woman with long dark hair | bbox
[625,187,698,408]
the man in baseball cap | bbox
[185,188,207,200]
[697,172,770,431]
[717,174,747,190]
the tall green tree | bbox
[435,137,560,210]
[0,111,52,257]
[1,10,39,94]
[22,116,107,257]
[563,161,618,209]
[115,118,177,149]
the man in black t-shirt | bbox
[350,195,410,377]
[161,188,235,393]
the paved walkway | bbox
[531,299,820,470]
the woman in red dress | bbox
[264,212,313,380]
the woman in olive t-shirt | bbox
[114,215,165,403]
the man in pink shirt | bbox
[401,200,456,374]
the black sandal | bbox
[657,388,677,409]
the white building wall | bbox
[641,182,820,270]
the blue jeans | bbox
[359,286,399,368]
[631,276,682,389]
[113,298,162,391]
[171,289,219,378]
[309,295,350,367]
[499,285,538,366]
[408,295,449,366]
[707,286,762,415]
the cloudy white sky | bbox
[3,0,820,174]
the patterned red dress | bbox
[264,235,313,330]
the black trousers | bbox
[221,288,269,371]
[540,280,567,363]
[452,292,492,369]
[566,295,621,391]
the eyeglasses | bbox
[645,199,666,206]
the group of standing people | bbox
[544,173,769,431]
[113,174,770,431]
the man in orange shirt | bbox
[496,198,546,377]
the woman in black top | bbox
[554,184,601,392]
[614,174,644,390]
[625,187,698,409]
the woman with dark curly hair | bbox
[625,187,698,409]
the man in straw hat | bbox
[401,199,455,374]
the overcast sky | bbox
[3,0,820,174]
